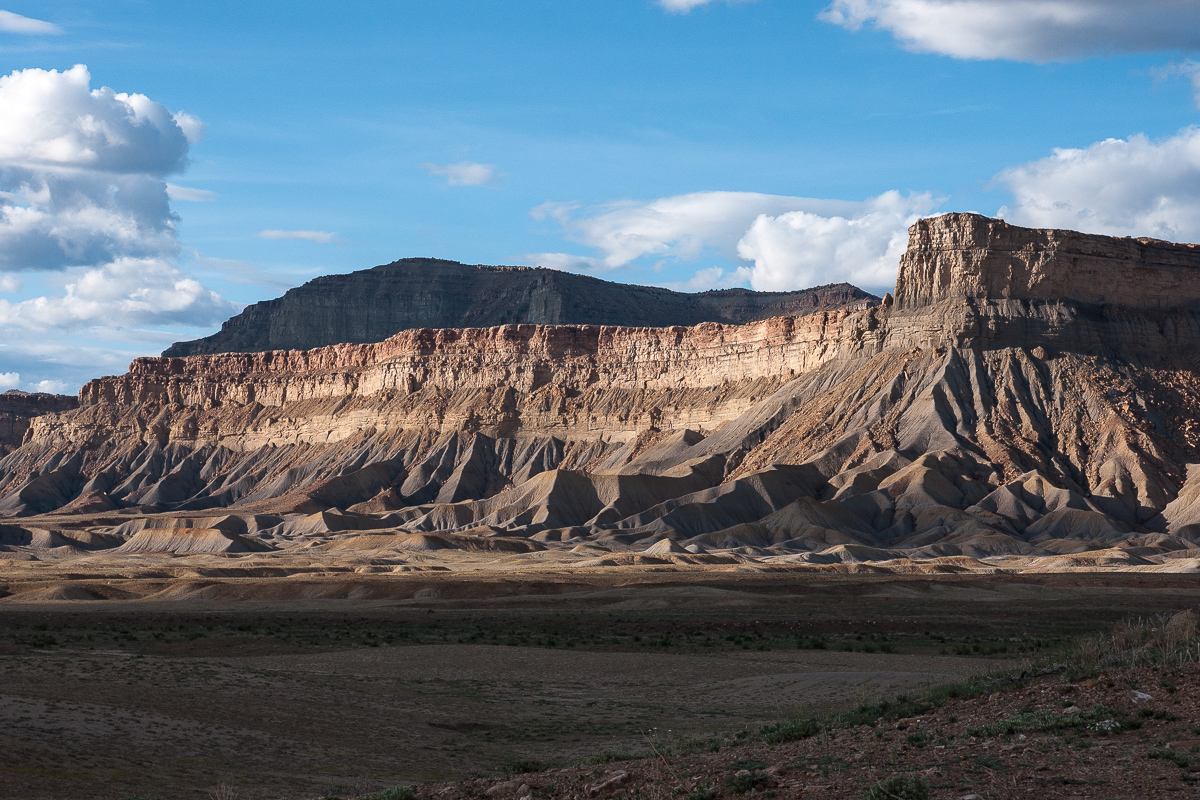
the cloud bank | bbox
[530,190,937,292]
[0,65,236,391]
[996,127,1200,243]
[0,258,234,331]
[736,191,938,290]
[820,0,1200,61]
[0,64,202,273]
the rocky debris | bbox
[586,771,629,796]
[164,257,876,356]
[5,214,1200,567]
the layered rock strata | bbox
[5,213,1200,572]
[0,390,78,454]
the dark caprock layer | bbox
[163,257,876,356]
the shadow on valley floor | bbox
[0,573,1198,799]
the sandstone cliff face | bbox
[164,258,876,356]
[896,213,1200,310]
[90,313,859,419]
[0,391,78,454]
[6,214,1200,569]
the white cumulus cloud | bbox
[528,189,937,292]
[0,64,195,174]
[0,372,18,390]
[0,64,237,388]
[820,0,1200,62]
[0,257,238,330]
[0,10,62,35]
[421,161,499,186]
[256,229,338,243]
[736,191,938,291]
[0,170,178,271]
[33,379,67,394]
[995,127,1200,242]
[0,65,207,273]
[529,191,865,271]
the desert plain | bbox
[3,567,1200,799]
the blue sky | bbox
[3,0,1200,391]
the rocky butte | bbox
[3,212,1200,582]
[164,258,876,355]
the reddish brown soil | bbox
[429,662,1200,800]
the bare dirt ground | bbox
[444,658,1200,800]
[0,572,1197,799]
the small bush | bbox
[503,760,543,776]
[758,717,821,743]
[966,704,1122,738]
[686,782,718,800]
[861,775,929,800]
[584,749,639,765]
[727,771,770,794]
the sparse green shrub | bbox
[861,775,929,800]
[686,782,718,800]
[758,716,821,743]
[727,770,769,794]
[504,760,543,776]
[584,749,639,765]
[966,704,1122,738]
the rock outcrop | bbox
[6,213,1200,573]
[0,390,78,454]
[164,258,876,356]
[896,213,1200,309]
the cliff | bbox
[6,213,1200,571]
[164,258,876,356]
[0,390,78,454]
[896,213,1200,310]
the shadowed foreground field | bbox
[1,572,1198,799]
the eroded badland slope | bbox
[5,213,1200,583]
